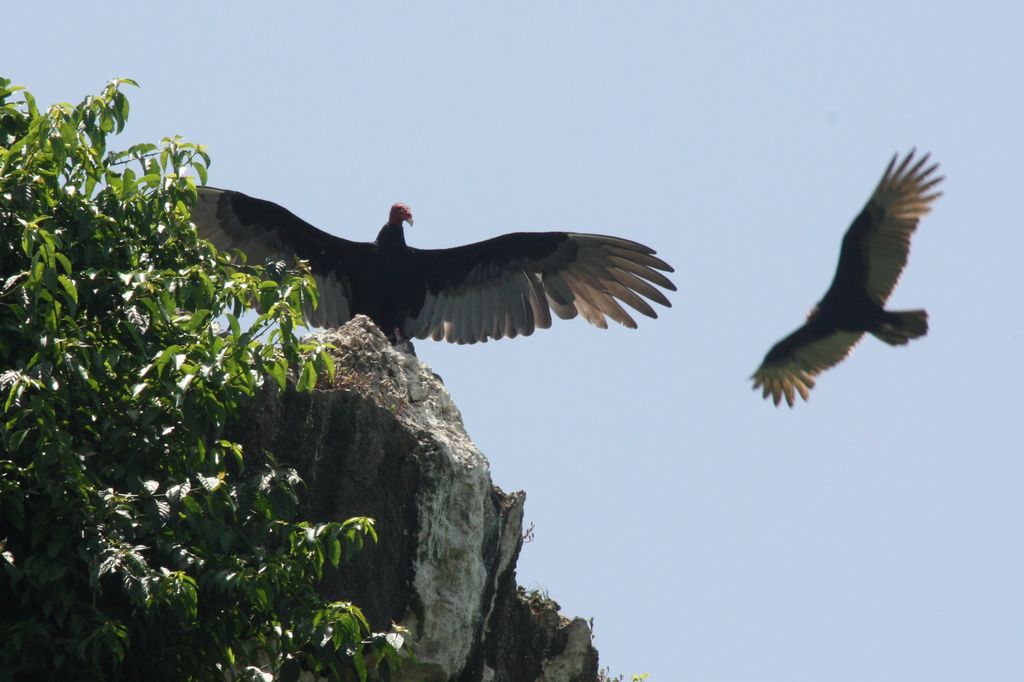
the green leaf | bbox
[327,536,341,567]
[8,428,31,453]
[57,274,78,303]
[54,252,73,275]
[227,313,241,339]
[265,364,284,390]
[298,361,317,392]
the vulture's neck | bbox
[375,222,407,253]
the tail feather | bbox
[873,309,928,346]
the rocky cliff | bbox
[236,316,599,681]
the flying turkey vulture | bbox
[751,150,942,407]
[191,188,675,344]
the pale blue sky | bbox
[7,2,1023,680]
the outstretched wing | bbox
[751,317,863,407]
[826,150,943,306]
[191,187,373,327]
[402,232,676,344]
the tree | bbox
[0,78,403,680]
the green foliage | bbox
[0,78,403,680]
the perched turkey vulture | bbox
[751,150,943,407]
[191,188,675,344]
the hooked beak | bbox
[405,217,414,227]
